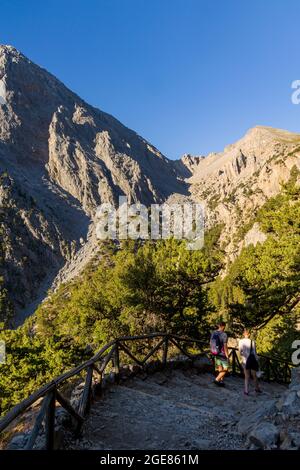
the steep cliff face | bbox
[190,126,300,195]
[46,105,186,211]
[0,45,186,320]
[188,126,300,261]
[0,45,186,212]
[0,169,90,320]
[173,154,205,178]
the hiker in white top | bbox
[238,329,262,396]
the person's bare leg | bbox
[216,367,227,382]
[244,369,250,394]
[251,370,261,391]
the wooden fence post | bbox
[266,358,271,382]
[284,362,290,385]
[78,366,94,418]
[25,393,53,450]
[162,336,169,366]
[45,389,56,450]
[114,342,120,381]
[231,349,236,376]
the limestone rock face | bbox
[0,45,185,321]
[0,45,186,211]
[188,125,300,262]
[244,222,267,247]
[173,154,205,178]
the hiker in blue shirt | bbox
[210,321,229,387]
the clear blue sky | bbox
[1,0,300,159]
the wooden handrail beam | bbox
[45,390,56,450]
[168,337,194,359]
[141,338,165,364]
[95,346,116,375]
[0,382,56,433]
[118,342,143,366]
[56,390,84,425]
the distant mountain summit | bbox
[0,44,186,210]
[189,125,300,263]
[0,45,299,322]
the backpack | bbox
[245,340,259,371]
[210,331,223,356]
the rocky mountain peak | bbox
[0,45,187,206]
[172,153,205,178]
[190,125,300,185]
[0,44,22,61]
[188,124,300,266]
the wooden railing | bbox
[0,333,293,449]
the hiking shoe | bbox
[213,379,225,387]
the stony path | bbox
[67,369,286,450]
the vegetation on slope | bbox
[0,169,299,414]
[0,236,222,414]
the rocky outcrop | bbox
[249,422,279,450]
[189,126,300,262]
[173,154,205,178]
[237,399,277,435]
[239,367,300,450]
[244,222,267,247]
